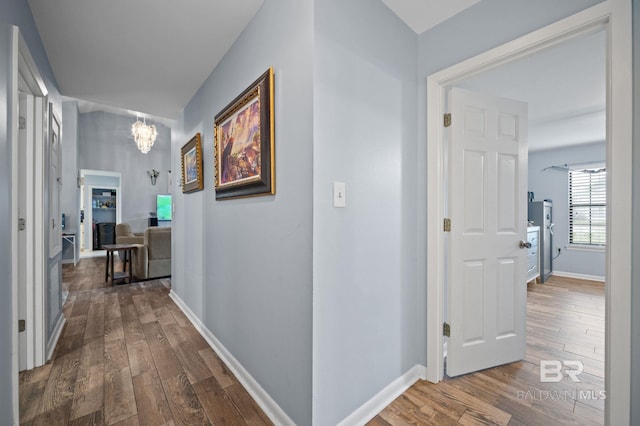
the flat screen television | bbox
[157,195,172,221]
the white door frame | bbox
[11,26,49,423]
[17,92,33,373]
[79,169,122,255]
[86,184,122,247]
[425,2,632,425]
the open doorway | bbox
[78,169,122,257]
[434,24,607,380]
[425,3,633,425]
[443,27,607,411]
[456,29,606,280]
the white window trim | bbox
[566,243,606,252]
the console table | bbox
[62,233,77,266]
[102,243,137,284]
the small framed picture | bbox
[181,133,204,193]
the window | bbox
[569,166,606,246]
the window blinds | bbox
[569,168,606,246]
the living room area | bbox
[60,98,174,283]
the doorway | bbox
[425,2,633,425]
[79,169,122,256]
[443,28,606,380]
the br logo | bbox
[540,360,584,383]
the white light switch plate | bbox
[333,182,346,207]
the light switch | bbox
[333,182,346,208]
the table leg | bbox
[128,250,133,283]
[110,250,114,284]
[105,251,109,282]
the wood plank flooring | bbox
[369,276,605,425]
[19,257,272,426]
[22,261,604,425]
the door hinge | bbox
[443,322,450,337]
[19,319,25,333]
[444,113,452,128]
[18,218,26,231]
[443,218,451,232]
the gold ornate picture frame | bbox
[214,68,275,200]
[181,133,204,193]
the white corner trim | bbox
[552,271,605,283]
[168,290,294,426]
[46,315,66,362]
[336,364,427,426]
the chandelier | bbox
[131,117,157,154]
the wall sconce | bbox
[147,169,160,185]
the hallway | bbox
[19,258,272,425]
[18,260,606,425]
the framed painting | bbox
[181,133,204,193]
[214,67,275,199]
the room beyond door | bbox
[446,87,528,377]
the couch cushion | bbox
[116,223,145,245]
[145,227,171,260]
[115,223,132,237]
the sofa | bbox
[115,223,145,245]
[132,227,171,280]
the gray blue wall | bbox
[631,1,640,424]
[61,101,79,262]
[171,0,313,424]
[528,142,606,278]
[0,0,61,423]
[78,110,171,232]
[312,0,419,424]
[61,102,79,231]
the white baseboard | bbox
[337,364,427,426]
[552,271,605,282]
[46,314,66,362]
[168,290,294,426]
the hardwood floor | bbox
[21,261,604,425]
[19,257,272,426]
[369,276,605,425]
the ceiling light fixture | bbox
[131,117,157,154]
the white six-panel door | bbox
[446,87,528,377]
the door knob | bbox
[519,240,532,249]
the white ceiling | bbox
[28,0,264,119]
[381,0,480,34]
[29,0,605,151]
[457,30,606,151]
[32,0,478,123]
[382,0,605,151]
